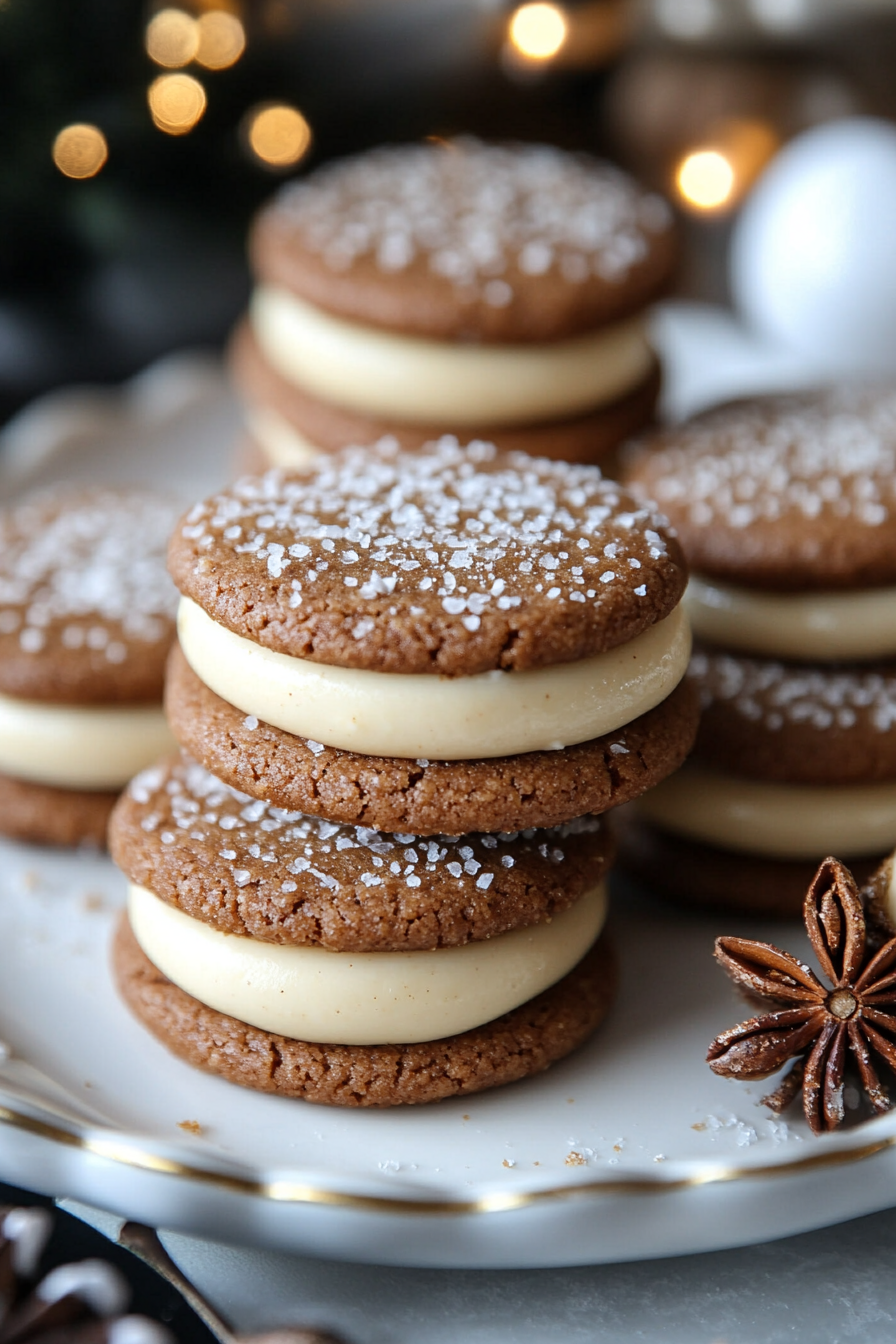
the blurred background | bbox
[5,0,896,424]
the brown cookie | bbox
[165,643,699,833]
[624,385,896,591]
[0,771,116,848]
[0,488,179,704]
[169,439,687,676]
[616,812,883,918]
[112,914,617,1107]
[863,852,896,941]
[250,139,676,343]
[109,754,614,952]
[229,319,662,466]
[689,644,896,785]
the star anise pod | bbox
[707,856,896,1135]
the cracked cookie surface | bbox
[109,753,615,951]
[168,437,686,676]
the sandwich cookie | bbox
[166,437,696,833]
[109,756,618,1106]
[0,488,179,845]
[234,138,675,469]
[623,386,896,912]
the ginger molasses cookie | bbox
[166,641,698,834]
[169,438,692,792]
[251,139,675,343]
[113,916,617,1108]
[0,488,179,845]
[109,756,618,1104]
[235,138,675,468]
[689,644,896,785]
[109,755,615,951]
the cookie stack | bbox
[230,138,675,474]
[0,488,178,846]
[623,386,896,915]
[110,438,698,1106]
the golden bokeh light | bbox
[676,149,735,211]
[196,10,246,69]
[52,123,108,179]
[145,8,198,68]
[148,73,207,135]
[246,103,312,168]
[508,2,568,60]
[675,121,779,214]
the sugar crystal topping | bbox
[130,756,602,894]
[0,489,179,659]
[272,138,671,297]
[181,437,672,625]
[690,648,896,734]
[639,385,896,530]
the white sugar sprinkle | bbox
[690,648,896,735]
[635,386,896,531]
[182,439,673,636]
[270,139,670,305]
[0,488,178,665]
[129,757,607,902]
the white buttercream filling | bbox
[128,880,608,1045]
[685,575,896,661]
[638,763,896,859]
[177,597,690,758]
[244,405,323,469]
[250,284,654,425]
[0,693,175,790]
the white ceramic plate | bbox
[3,838,896,1268]
[1,342,895,1270]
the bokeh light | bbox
[196,11,246,69]
[246,103,312,168]
[52,124,108,179]
[508,3,568,60]
[148,73,207,135]
[145,8,198,68]
[676,149,735,211]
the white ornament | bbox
[731,117,896,373]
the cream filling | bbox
[244,405,323,470]
[178,597,690,759]
[250,284,654,426]
[638,763,896,859]
[685,575,896,661]
[128,880,608,1045]
[0,693,175,791]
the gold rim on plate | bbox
[2,1097,895,1216]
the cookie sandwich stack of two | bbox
[623,386,896,915]
[109,438,698,1106]
[230,137,676,475]
[0,488,178,847]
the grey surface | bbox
[150,1208,896,1343]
